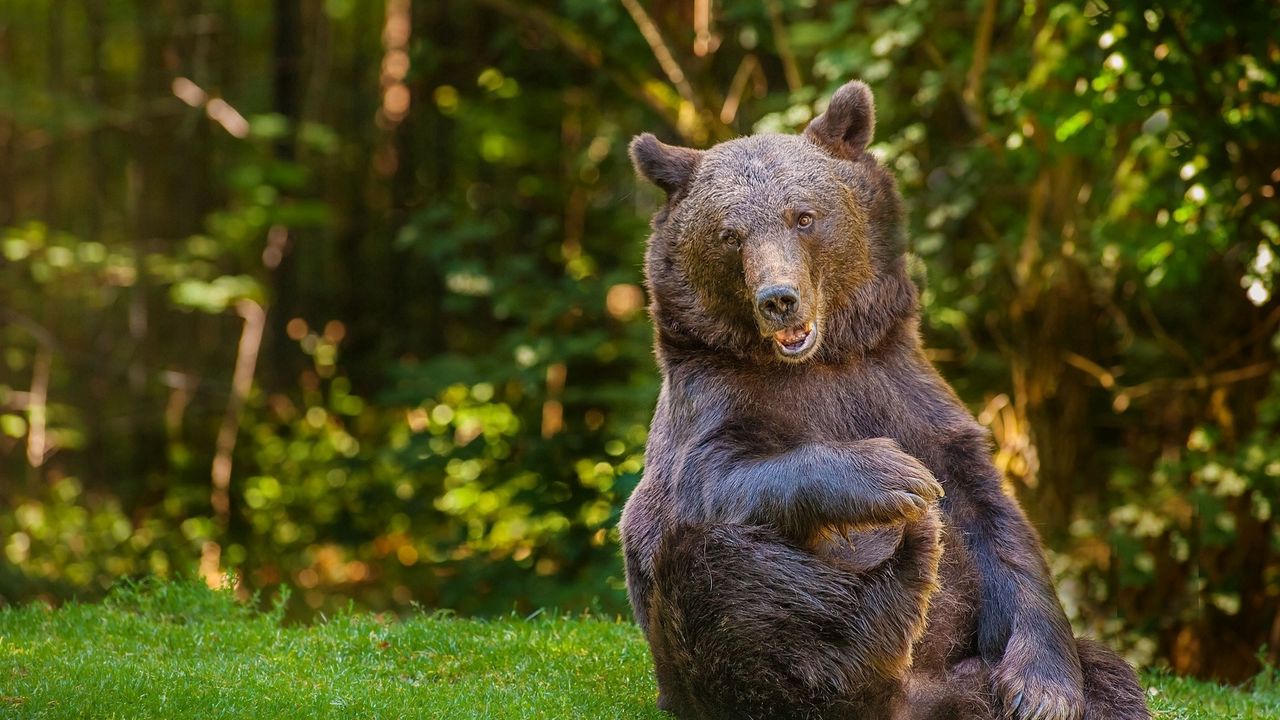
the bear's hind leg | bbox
[1078,639,1149,720]
[648,512,942,719]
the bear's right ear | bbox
[629,133,703,197]
[803,80,876,161]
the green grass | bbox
[0,581,1275,719]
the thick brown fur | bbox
[649,509,984,720]
[620,80,1150,720]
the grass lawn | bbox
[0,582,1275,719]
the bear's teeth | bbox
[773,322,813,346]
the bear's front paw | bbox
[869,489,932,524]
[850,438,943,524]
[992,647,1085,720]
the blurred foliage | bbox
[0,0,1278,681]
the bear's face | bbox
[631,80,908,366]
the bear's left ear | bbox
[804,80,876,161]
[630,133,704,197]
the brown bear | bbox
[619,79,1150,720]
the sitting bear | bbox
[619,79,1149,720]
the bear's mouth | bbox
[772,319,819,360]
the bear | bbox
[618,79,1150,720]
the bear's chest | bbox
[727,364,906,442]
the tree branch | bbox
[765,0,802,92]
[211,298,265,520]
[1066,355,1274,405]
[619,0,702,113]
[619,0,726,140]
[962,0,997,129]
[720,54,761,125]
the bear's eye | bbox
[796,212,815,229]
[720,229,742,248]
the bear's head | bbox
[631,80,917,366]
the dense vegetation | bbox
[1,581,1278,719]
[1,0,1278,681]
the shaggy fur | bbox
[648,511,955,720]
[620,79,1150,720]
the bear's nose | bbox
[755,285,800,323]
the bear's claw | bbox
[997,675,1083,720]
[992,625,1085,720]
